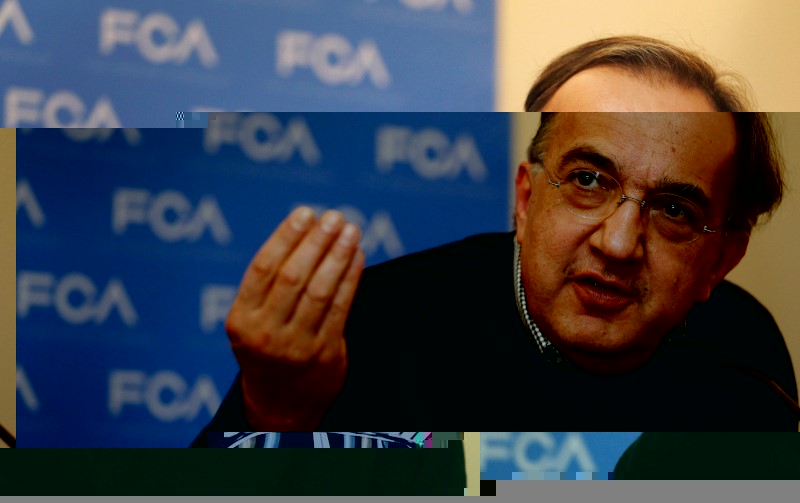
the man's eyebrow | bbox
[556,146,620,177]
[653,177,713,210]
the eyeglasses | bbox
[535,163,718,244]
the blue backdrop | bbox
[6,0,645,459]
[481,432,642,479]
[0,0,495,127]
[16,113,512,447]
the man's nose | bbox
[588,200,646,262]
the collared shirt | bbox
[513,240,564,362]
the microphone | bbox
[723,363,800,419]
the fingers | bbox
[263,210,347,323]
[228,206,362,428]
[317,247,366,347]
[237,206,315,306]
[291,222,362,333]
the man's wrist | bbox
[240,376,325,431]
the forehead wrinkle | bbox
[554,114,717,184]
[558,113,683,160]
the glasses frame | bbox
[532,162,718,244]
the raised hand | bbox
[225,206,365,430]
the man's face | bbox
[514,113,744,373]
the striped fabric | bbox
[209,432,432,449]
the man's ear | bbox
[514,162,534,244]
[699,230,750,302]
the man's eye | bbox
[663,203,686,220]
[655,199,701,224]
[568,170,601,189]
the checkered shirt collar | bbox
[514,239,560,357]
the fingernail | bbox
[291,206,314,231]
[338,223,359,246]
[320,211,343,233]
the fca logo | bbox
[204,113,321,165]
[5,87,122,127]
[100,8,219,67]
[17,271,138,327]
[481,432,597,473]
[108,370,220,422]
[112,188,232,245]
[376,125,488,182]
[276,30,391,88]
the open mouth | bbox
[577,277,632,295]
[572,276,637,312]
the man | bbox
[197,116,795,432]
[192,35,798,494]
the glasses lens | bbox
[553,168,710,243]
[559,168,620,218]
[648,194,706,243]
[549,165,711,244]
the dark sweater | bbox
[614,432,800,479]
[322,232,795,431]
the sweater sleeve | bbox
[190,373,251,448]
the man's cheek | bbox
[676,258,714,302]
